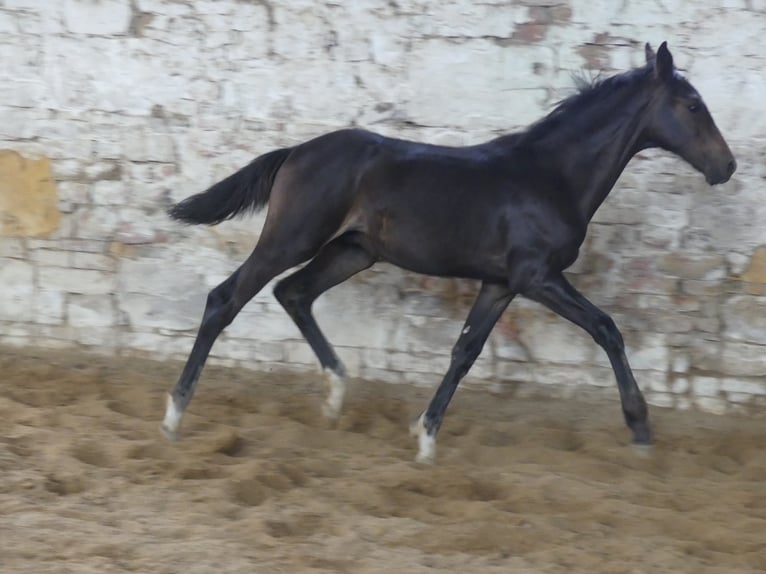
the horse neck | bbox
[530,85,655,223]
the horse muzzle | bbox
[706,158,737,185]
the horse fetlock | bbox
[630,421,653,446]
[623,405,652,445]
[321,368,346,419]
[160,393,184,441]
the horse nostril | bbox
[727,159,737,176]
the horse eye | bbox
[688,103,700,113]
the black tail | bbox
[168,147,293,225]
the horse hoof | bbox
[631,442,654,458]
[414,450,435,465]
[629,421,652,445]
[321,400,341,420]
[160,423,179,442]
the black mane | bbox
[520,65,654,146]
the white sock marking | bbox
[322,369,346,419]
[412,412,436,464]
[161,393,183,439]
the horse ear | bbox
[655,41,674,82]
[644,42,656,66]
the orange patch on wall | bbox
[738,246,766,293]
[0,150,60,237]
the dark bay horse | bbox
[161,42,735,463]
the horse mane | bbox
[519,65,654,146]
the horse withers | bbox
[161,42,735,464]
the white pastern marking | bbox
[411,413,436,464]
[322,369,346,419]
[160,393,183,440]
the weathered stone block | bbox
[225,307,301,342]
[492,334,530,362]
[517,316,594,365]
[362,348,390,371]
[0,260,34,321]
[91,181,127,206]
[64,0,132,35]
[671,377,690,395]
[71,252,114,271]
[388,314,464,354]
[720,378,766,396]
[406,40,552,129]
[30,249,68,267]
[722,295,766,345]
[72,325,119,348]
[68,294,115,328]
[671,354,691,374]
[118,257,206,298]
[532,364,600,387]
[30,289,64,325]
[646,393,674,408]
[38,267,116,295]
[360,366,404,385]
[695,397,728,415]
[0,239,25,258]
[123,127,176,163]
[72,206,121,240]
[693,376,721,397]
[119,293,205,330]
[715,341,766,377]
[389,351,448,375]
[283,340,319,366]
[626,335,669,372]
[213,338,285,364]
[336,346,364,377]
[646,371,670,393]
[123,331,195,358]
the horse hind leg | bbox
[161,268,242,439]
[274,232,376,419]
[161,239,321,440]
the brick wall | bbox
[2,0,766,414]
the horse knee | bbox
[593,314,624,351]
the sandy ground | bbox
[1,346,765,574]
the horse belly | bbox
[364,207,509,280]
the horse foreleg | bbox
[412,281,515,463]
[525,271,651,445]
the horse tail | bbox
[168,147,293,225]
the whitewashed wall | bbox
[2,0,766,414]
